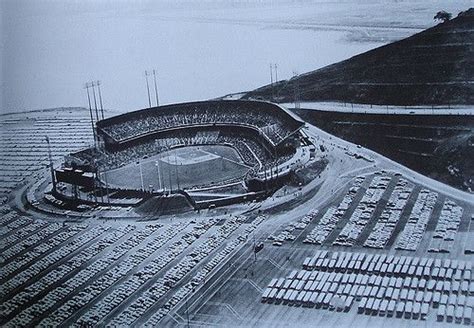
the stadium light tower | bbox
[84,83,97,147]
[145,70,152,108]
[153,69,160,107]
[45,136,57,194]
[270,63,275,100]
[91,81,100,122]
[97,80,105,120]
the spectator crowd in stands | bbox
[98,101,303,146]
[70,127,296,174]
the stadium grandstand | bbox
[96,100,304,148]
[57,100,310,209]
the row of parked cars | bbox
[3,225,135,317]
[0,223,93,284]
[263,250,474,324]
[0,221,62,264]
[335,176,390,247]
[39,223,181,327]
[143,216,266,327]
[428,199,464,253]
[109,230,210,327]
[107,216,251,326]
[396,189,439,251]
[0,215,44,251]
[0,212,31,237]
[364,178,413,249]
[302,250,473,281]
[304,176,365,245]
[74,221,201,326]
[4,225,136,326]
[437,303,473,324]
[269,210,317,246]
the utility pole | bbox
[168,161,173,194]
[156,149,165,193]
[293,71,300,109]
[174,153,180,190]
[185,297,190,328]
[264,165,268,193]
[139,162,145,191]
[276,162,279,183]
[270,163,274,188]
[97,80,105,120]
[45,136,57,194]
[160,157,165,192]
[145,70,152,108]
[103,168,111,206]
[274,63,278,83]
[270,63,275,100]
[85,83,97,147]
[96,166,104,203]
[153,69,159,106]
[155,160,162,191]
[92,159,98,204]
[253,233,257,261]
[270,63,273,86]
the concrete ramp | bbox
[135,194,194,216]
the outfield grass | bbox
[103,145,250,191]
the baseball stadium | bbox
[53,100,312,213]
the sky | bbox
[1,0,472,113]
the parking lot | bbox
[1,109,473,327]
[0,108,95,199]
[0,197,268,327]
[162,170,474,327]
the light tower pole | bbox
[91,81,100,121]
[270,63,274,100]
[45,136,56,194]
[84,83,97,147]
[155,160,162,191]
[139,162,145,191]
[103,168,111,206]
[270,63,273,86]
[153,69,159,106]
[97,80,105,120]
[274,63,278,83]
[174,153,180,190]
[145,70,152,108]
[168,160,173,194]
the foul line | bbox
[267,258,284,271]
[246,278,264,294]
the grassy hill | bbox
[244,8,474,106]
[294,108,474,193]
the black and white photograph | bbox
[1,0,473,327]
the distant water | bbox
[2,0,472,113]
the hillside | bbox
[294,109,474,193]
[244,8,474,105]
